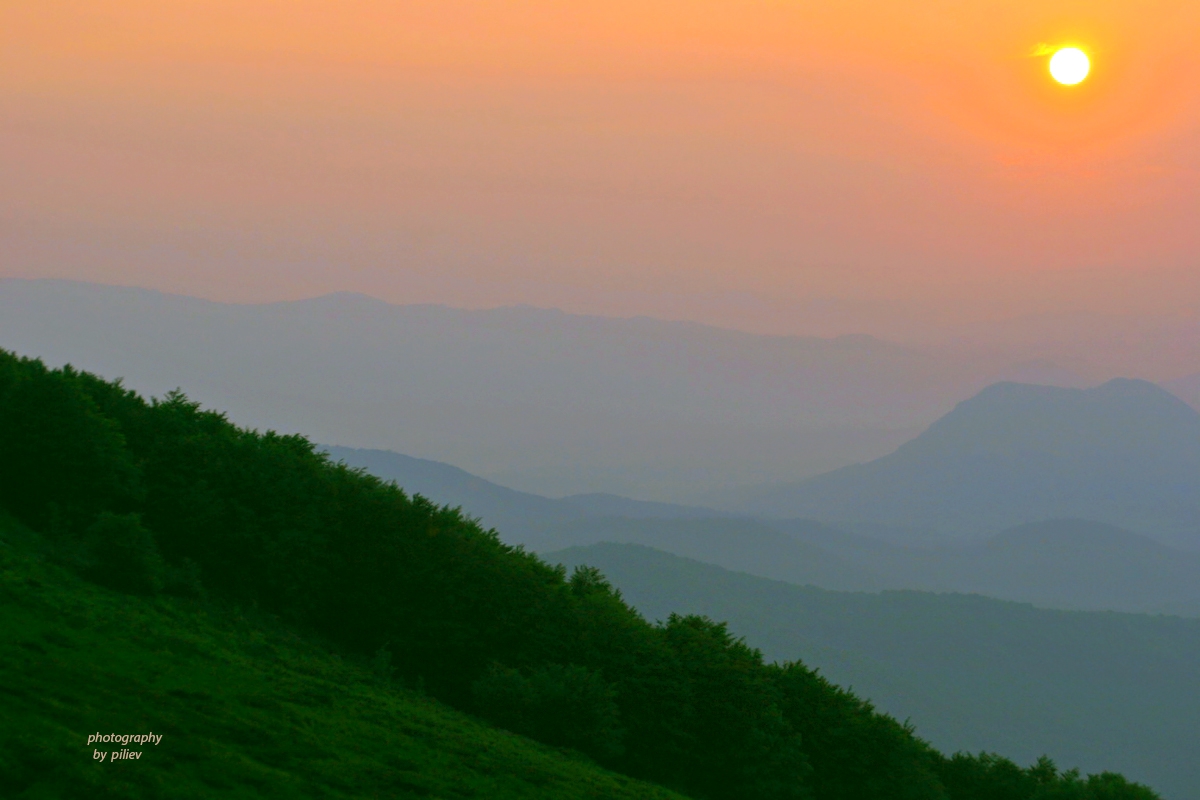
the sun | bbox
[1049,47,1090,85]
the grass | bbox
[0,519,689,800]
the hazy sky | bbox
[4,1,1199,337]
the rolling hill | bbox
[548,543,1200,799]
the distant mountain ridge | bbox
[324,446,1200,616]
[743,379,1200,548]
[780,518,1200,617]
[320,445,721,535]
[1165,371,1200,412]
[0,278,1040,501]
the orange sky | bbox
[3,1,1199,336]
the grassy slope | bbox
[0,520,688,800]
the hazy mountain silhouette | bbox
[779,518,1200,616]
[1165,371,1200,412]
[528,516,884,591]
[0,278,1039,502]
[322,447,882,590]
[961,520,1200,615]
[321,445,720,534]
[744,379,1200,548]
[326,446,1200,615]
[548,543,1200,799]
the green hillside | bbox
[0,517,687,799]
[548,542,1200,799]
[0,349,1164,799]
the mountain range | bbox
[8,277,1200,605]
[327,444,1200,616]
[0,278,1076,502]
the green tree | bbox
[663,615,811,800]
[0,359,140,532]
[775,661,947,800]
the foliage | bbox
[472,662,625,761]
[0,358,140,532]
[0,349,1164,800]
[936,753,1164,800]
[82,511,166,595]
[774,661,947,800]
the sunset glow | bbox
[1049,47,1091,85]
[2,2,1200,336]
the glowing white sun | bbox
[1049,47,1090,85]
